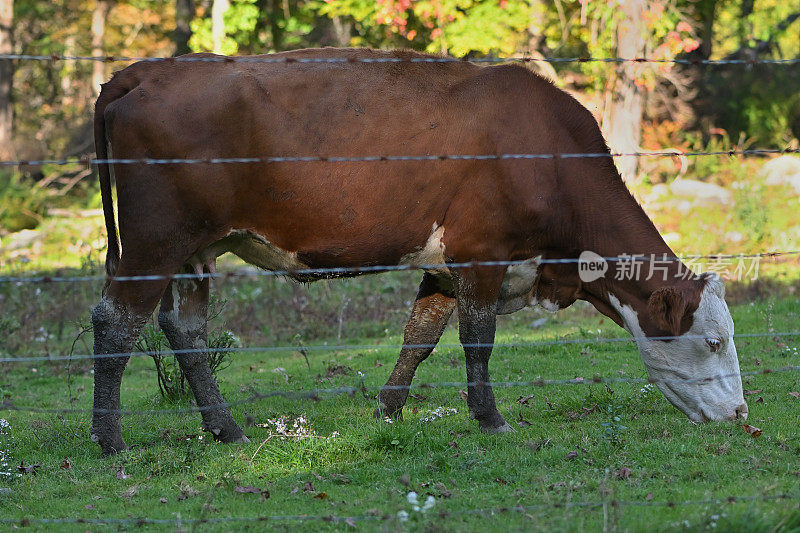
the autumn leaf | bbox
[789,392,799,400]
[742,424,762,437]
[234,485,271,501]
[744,389,762,395]
[566,450,578,460]
[516,394,535,405]
[517,413,532,427]
[16,461,40,475]
[314,491,329,500]
[615,466,632,479]
[60,458,72,471]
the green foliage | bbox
[0,170,48,233]
[134,311,238,402]
[135,323,188,401]
[189,0,260,55]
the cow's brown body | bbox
[91,48,743,455]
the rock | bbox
[1,229,42,251]
[669,179,733,206]
[760,155,800,194]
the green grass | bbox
[1,271,800,531]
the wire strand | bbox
[2,52,800,65]
[2,148,798,168]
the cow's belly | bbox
[191,229,550,314]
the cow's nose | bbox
[735,402,748,421]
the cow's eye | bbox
[705,338,722,353]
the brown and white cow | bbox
[91,48,747,455]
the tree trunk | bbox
[174,0,194,56]
[0,0,13,160]
[604,0,646,183]
[91,0,111,99]
[211,0,229,54]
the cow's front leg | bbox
[453,265,513,433]
[375,273,456,419]
[158,270,248,444]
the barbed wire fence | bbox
[2,50,800,525]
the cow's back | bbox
[103,49,605,268]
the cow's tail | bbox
[94,75,134,279]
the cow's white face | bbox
[610,275,747,422]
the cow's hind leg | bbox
[375,273,455,419]
[158,269,247,444]
[453,266,513,433]
[92,275,171,456]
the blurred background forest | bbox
[1,0,799,267]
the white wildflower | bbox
[420,407,458,423]
[397,510,409,522]
[422,495,436,512]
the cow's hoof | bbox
[373,403,404,421]
[92,433,128,456]
[206,423,247,444]
[481,421,515,434]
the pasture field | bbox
[1,268,800,532]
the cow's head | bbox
[609,274,747,423]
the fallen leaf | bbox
[409,393,427,402]
[516,394,535,405]
[458,390,468,401]
[742,424,762,438]
[433,482,452,498]
[84,504,94,510]
[303,481,316,493]
[60,458,72,471]
[615,466,632,479]
[314,492,329,500]
[789,392,799,400]
[16,461,40,475]
[160,498,168,504]
[493,477,510,485]
[744,389,762,395]
[755,397,764,403]
[565,450,578,460]
[289,486,300,495]
[178,483,199,501]
[345,517,357,528]
[331,473,351,484]
[517,413,532,427]
[116,467,129,480]
[234,485,263,494]
[645,493,654,501]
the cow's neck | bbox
[553,177,694,333]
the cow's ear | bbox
[648,287,689,337]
